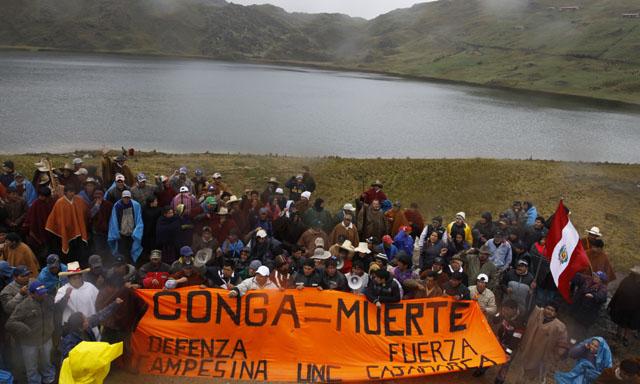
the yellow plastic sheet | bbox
[59,341,123,384]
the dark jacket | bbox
[5,295,55,345]
[442,281,470,300]
[294,271,323,287]
[61,300,119,358]
[365,276,402,304]
[322,271,348,292]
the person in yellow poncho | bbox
[59,341,122,384]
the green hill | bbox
[1,0,639,103]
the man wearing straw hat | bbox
[581,226,602,252]
[54,261,99,338]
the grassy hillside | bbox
[1,0,639,103]
[9,152,640,271]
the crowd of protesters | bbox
[0,152,639,384]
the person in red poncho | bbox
[45,185,89,267]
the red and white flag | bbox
[545,200,591,303]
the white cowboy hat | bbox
[339,240,356,253]
[343,203,355,212]
[353,242,371,254]
[58,261,90,277]
[226,195,241,204]
[311,248,331,260]
[586,226,602,237]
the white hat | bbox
[72,158,83,165]
[354,242,371,254]
[256,229,268,238]
[296,174,303,180]
[275,188,284,194]
[115,173,125,181]
[586,226,602,237]
[343,203,355,212]
[121,190,132,198]
[301,191,311,200]
[74,168,88,176]
[179,186,189,193]
[339,240,356,253]
[456,212,466,220]
[256,265,270,277]
[630,265,640,275]
[227,195,241,204]
[311,248,331,260]
[164,279,177,289]
[217,207,229,215]
[477,273,489,283]
[268,177,278,184]
[212,172,222,179]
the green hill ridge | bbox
[1,0,639,103]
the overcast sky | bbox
[230,0,429,19]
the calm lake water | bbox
[1,51,638,162]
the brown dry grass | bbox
[9,151,640,270]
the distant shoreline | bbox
[2,45,640,110]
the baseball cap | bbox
[46,254,60,268]
[179,186,189,193]
[179,167,187,174]
[212,172,222,179]
[74,168,88,176]
[477,273,489,283]
[275,187,284,194]
[256,229,268,238]
[72,158,83,165]
[180,246,194,257]
[121,190,132,198]
[150,250,162,260]
[301,191,311,200]
[256,266,270,277]
[195,169,203,176]
[115,174,125,182]
[249,260,262,270]
[113,254,126,266]
[137,173,147,182]
[88,254,103,269]
[13,265,30,277]
[29,281,48,296]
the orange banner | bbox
[131,288,507,382]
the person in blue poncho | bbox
[9,173,37,207]
[107,190,144,264]
[555,337,612,384]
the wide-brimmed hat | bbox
[371,180,383,188]
[268,177,278,184]
[227,195,241,204]
[34,159,52,172]
[59,261,90,276]
[61,163,74,171]
[586,226,602,237]
[353,242,371,254]
[339,240,356,253]
[343,203,355,212]
[311,248,331,260]
[39,174,51,185]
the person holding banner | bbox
[365,269,402,306]
[228,266,277,297]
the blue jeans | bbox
[21,339,55,384]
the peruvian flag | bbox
[545,200,592,303]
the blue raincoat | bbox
[554,337,612,384]
[108,198,144,262]
[10,180,37,207]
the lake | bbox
[0,51,638,162]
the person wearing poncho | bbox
[555,337,612,384]
[59,341,122,384]
[107,191,144,263]
[45,186,89,264]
